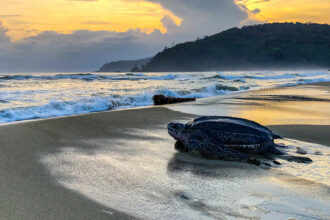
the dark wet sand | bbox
[269,125,330,146]
[0,82,329,219]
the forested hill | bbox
[141,23,330,71]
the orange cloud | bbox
[0,0,182,41]
[235,0,330,24]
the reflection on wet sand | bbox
[170,83,330,126]
[167,152,266,179]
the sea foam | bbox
[0,83,243,123]
[0,70,329,124]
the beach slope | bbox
[0,83,329,219]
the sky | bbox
[0,0,329,72]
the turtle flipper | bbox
[276,155,312,163]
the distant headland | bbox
[97,57,151,72]
[98,23,330,72]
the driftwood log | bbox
[153,94,196,105]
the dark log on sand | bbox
[153,94,196,105]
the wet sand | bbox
[0,83,329,219]
[170,82,330,146]
[269,125,330,146]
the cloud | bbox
[161,15,179,32]
[235,0,330,24]
[149,0,247,38]
[251,8,261,14]
[0,28,167,72]
[0,0,182,41]
[82,21,115,25]
[0,20,10,43]
[0,15,20,18]
[0,0,249,72]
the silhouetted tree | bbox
[130,64,141,72]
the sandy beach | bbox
[0,82,329,219]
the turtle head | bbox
[168,123,187,142]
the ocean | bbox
[0,70,329,124]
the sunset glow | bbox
[0,0,182,41]
[235,0,330,24]
[0,0,329,41]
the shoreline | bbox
[0,82,329,219]
[1,81,329,127]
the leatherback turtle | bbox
[168,116,311,165]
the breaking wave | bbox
[0,83,244,123]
